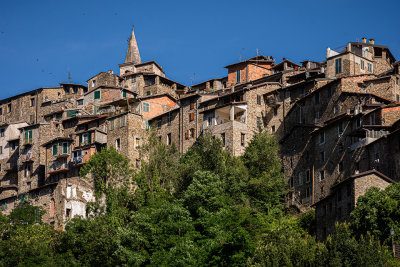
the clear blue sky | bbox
[0,0,399,99]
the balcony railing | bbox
[23,138,33,146]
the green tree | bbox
[241,131,286,212]
[350,183,400,245]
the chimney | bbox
[369,39,375,45]
[362,37,367,43]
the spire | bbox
[124,26,141,64]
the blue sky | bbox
[0,0,399,99]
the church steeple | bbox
[124,26,141,65]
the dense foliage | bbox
[0,132,397,266]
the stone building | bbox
[0,29,399,234]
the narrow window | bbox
[120,115,126,127]
[0,108,2,115]
[367,63,372,72]
[360,60,364,70]
[221,133,226,146]
[334,102,339,114]
[135,138,140,149]
[271,125,276,133]
[143,103,150,112]
[8,103,11,113]
[109,119,114,130]
[62,143,68,154]
[115,138,121,150]
[290,177,294,188]
[335,58,342,74]
[73,87,78,94]
[52,144,58,156]
[338,122,344,136]
[257,95,262,105]
[167,113,172,126]
[0,146,2,154]
[306,169,311,183]
[315,112,320,123]
[320,170,325,181]
[319,132,325,144]
[320,151,325,163]
[236,70,241,83]
[0,128,4,137]
[189,113,195,122]
[92,80,96,87]
[241,133,245,146]
[123,90,127,98]
[273,107,278,117]
[30,98,35,107]
[94,90,101,100]
[167,133,172,145]
[190,101,195,110]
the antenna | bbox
[190,73,196,86]
[68,70,72,83]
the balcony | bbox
[48,162,69,174]
[20,153,35,163]
[23,138,33,146]
[202,104,247,132]
[55,152,69,159]
[265,95,281,107]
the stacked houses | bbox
[1,30,399,235]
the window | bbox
[123,90,127,98]
[157,120,161,129]
[145,121,149,130]
[257,95,262,105]
[146,91,151,96]
[11,141,16,150]
[306,169,311,183]
[27,182,31,191]
[143,103,150,112]
[167,113,172,126]
[338,122,344,136]
[52,144,58,156]
[335,58,342,74]
[257,116,262,128]
[109,119,114,130]
[315,92,320,105]
[271,125,276,133]
[320,170,325,181]
[92,80,96,87]
[273,107,278,117]
[120,115,126,127]
[367,63,372,72]
[77,99,83,106]
[315,112,320,123]
[298,173,303,185]
[396,78,399,86]
[0,128,4,137]
[334,102,339,114]
[356,118,362,128]
[306,186,312,198]
[207,116,213,126]
[190,101,195,110]
[241,133,245,146]
[370,113,375,125]
[189,113,195,122]
[7,103,11,113]
[135,138,140,149]
[62,143,68,154]
[236,70,241,83]
[320,151,325,163]
[338,142,344,154]
[30,98,35,107]
[167,133,172,145]
[73,87,78,94]
[94,90,100,99]
[339,161,344,172]
[290,177,294,188]
[360,60,364,70]
[221,133,226,146]
[0,108,2,115]
[319,132,325,144]
[115,138,121,150]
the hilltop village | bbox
[0,29,399,238]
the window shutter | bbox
[185,130,189,139]
[79,134,82,144]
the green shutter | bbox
[123,90,127,98]
[29,130,32,138]
[94,91,100,99]
[63,143,68,154]
[25,131,28,139]
[52,144,58,155]
[66,110,77,118]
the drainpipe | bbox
[312,164,315,204]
